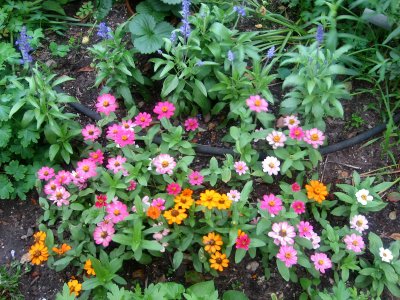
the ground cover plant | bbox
[0,0,399,299]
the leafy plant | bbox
[49,42,70,58]
[0,261,31,300]
[76,1,95,20]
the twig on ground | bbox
[325,160,362,170]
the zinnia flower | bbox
[379,247,393,263]
[93,222,115,247]
[153,101,175,119]
[106,200,129,223]
[84,259,96,276]
[174,195,193,209]
[311,253,332,273]
[203,232,223,253]
[135,112,152,128]
[52,243,72,255]
[151,198,166,211]
[236,231,251,250]
[37,166,55,181]
[214,194,232,210]
[95,194,107,208]
[262,156,280,175]
[305,180,328,203]
[163,206,188,224]
[48,187,70,206]
[81,124,101,141]
[106,156,127,174]
[283,115,300,128]
[304,128,325,149]
[266,131,287,149]
[197,190,220,209]
[277,245,297,267]
[96,94,118,116]
[227,190,241,202]
[77,159,97,179]
[152,154,176,175]
[291,182,301,192]
[147,206,161,220]
[55,170,71,185]
[289,127,305,141]
[209,251,229,272]
[188,171,204,185]
[297,221,314,238]
[291,201,306,214]
[260,194,283,217]
[234,161,248,175]
[115,129,135,147]
[355,189,373,205]
[184,117,199,131]
[67,279,82,297]
[33,231,46,244]
[350,215,369,233]
[268,222,296,246]
[167,183,181,195]
[344,234,365,253]
[89,149,104,164]
[29,243,49,265]
[246,95,268,112]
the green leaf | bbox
[5,160,27,180]
[0,175,14,199]
[161,75,179,97]
[235,249,246,263]
[173,251,184,270]
[0,124,11,148]
[222,290,249,300]
[276,259,290,281]
[49,144,60,161]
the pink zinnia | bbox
[260,194,283,217]
[106,200,129,223]
[151,198,166,211]
[55,170,71,185]
[234,161,248,175]
[81,124,101,141]
[167,183,181,195]
[134,112,152,128]
[37,166,55,181]
[268,222,296,246]
[48,187,70,206]
[246,95,268,112]
[291,201,306,214]
[115,129,135,147]
[77,159,97,179]
[277,245,298,267]
[93,223,115,247]
[127,180,137,191]
[304,128,325,149]
[291,182,301,192]
[121,119,135,131]
[89,149,104,164]
[44,180,59,195]
[283,115,300,128]
[106,156,127,174]
[152,154,176,175]
[297,221,314,238]
[289,127,305,141]
[106,124,120,139]
[70,170,86,186]
[153,101,175,119]
[344,234,365,253]
[96,94,118,116]
[236,233,251,250]
[311,253,332,274]
[266,131,287,149]
[95,195,107,208]
[184,118,199,131]
[188,171,204,186]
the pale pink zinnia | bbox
[167,183,181,195]
[291,201,306,214]
[344,234,365,253]
[311,253,332,274]
[106,156,127,174]
[304,128,325,149]
[260,194,283,217]
[234,161,248,175]
[188,171,204,186]
[44,180,59,195]
[266,130,287,149]
[48,187,70,206]
[96,93,118,116]
[134,112,152,128]
[262,156,280,176]
[246,95,268,112]
[37,166,55,181]
[268,222,296,246]
[121,119,135,131]
[70,170,86,186]
[277,245,298,267]
[81,124,101,141]
[89,149,104,164]
[227,190,241,202]
[115,129,135,147]
[289,127,305,141]
[153,101,175,119]
[152,154,176,175]
[184,117,199,131]
[106,200,129,223]
[151,198,166,211]
[93,223,115,247]
[350,215,369,233]
[283,115,300,128]
[297,221,314,238]
[77,159,97,179]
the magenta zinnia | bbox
[260,194,283,217]
[153,101,175,119]
[277,245,298,267]
[236,231,251,250]
[96,93,118,116]
[246,95,268,112]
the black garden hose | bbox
[67,100,400,158]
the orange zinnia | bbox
[52,243,72,255]
[147,206,161,220]
[181,189,193,197]
[209,251,229,272]
[29,243,49,265]
[203,232,223,253]
[33,231,46,244]
[305,180,328,203]
[84,259,96,276]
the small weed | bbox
[76,1,94,20]
[0,261,30,300]
[346,113,365,129]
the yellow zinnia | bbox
[33,231,46,244]
[197,190,220,209]
[215,194,232,210]
[68,279,82,296]
[29,243,49,265]
[209,251,229,272]
[84,259,96,276]
[174,195,194,209]
[305,180,328,203]
[203,232,223,253]
[163,206,188,225]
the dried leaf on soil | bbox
[389,233,400,240]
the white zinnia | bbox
[227,190,241,202]
[355,189,373,205]
[350,215,369,233]
[266,131,287,149]
[379,247,393,263]
[262,156,281,175]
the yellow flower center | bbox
[268,200,275,206]
[356,220,363,226]
[122,135,128,141]
[114,209,120,216]
[361,194,367,200]
[161,106,168,112]
[279,229,287,237]
[101,231,108,238]
[311,133,319,141]
[318,259,324,265]
[82,165,89,172]
[269,162,275,168]
[285,253,292,259]
[273,135,281,142]
[352,240,358,246]
[140,117,145,122]
[103,101,109,107]
[162,161,169,167]
[254,99,261,106]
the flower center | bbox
[352,240,358,246]
[289,119,295,124]
[279,229,287,237]
[88,130,94,135]
[103,101,109,107]
[34,250,42,257]
[273,136,281,142]
[56,192,63,199]
[254,99,261,106]
[318,259,324,265]
[114,162,120,167]
[295,130,301,136]
[101,231,108,238]
[216,258,222,264]
[361,194,367,200]
[311,133,319,141]
[285,253,292,259]
[162,161,169,168]
[140,117,145,122]
[268,200,275,206]
[269,162,275,168]
[93,154,98,159]
[44,171,49,175]
[82,165,89,172]
[161,106,168,112]
[356,220,363,226]
[122,135,128,141]
[114,209,120,216]
[171,209,179,217]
